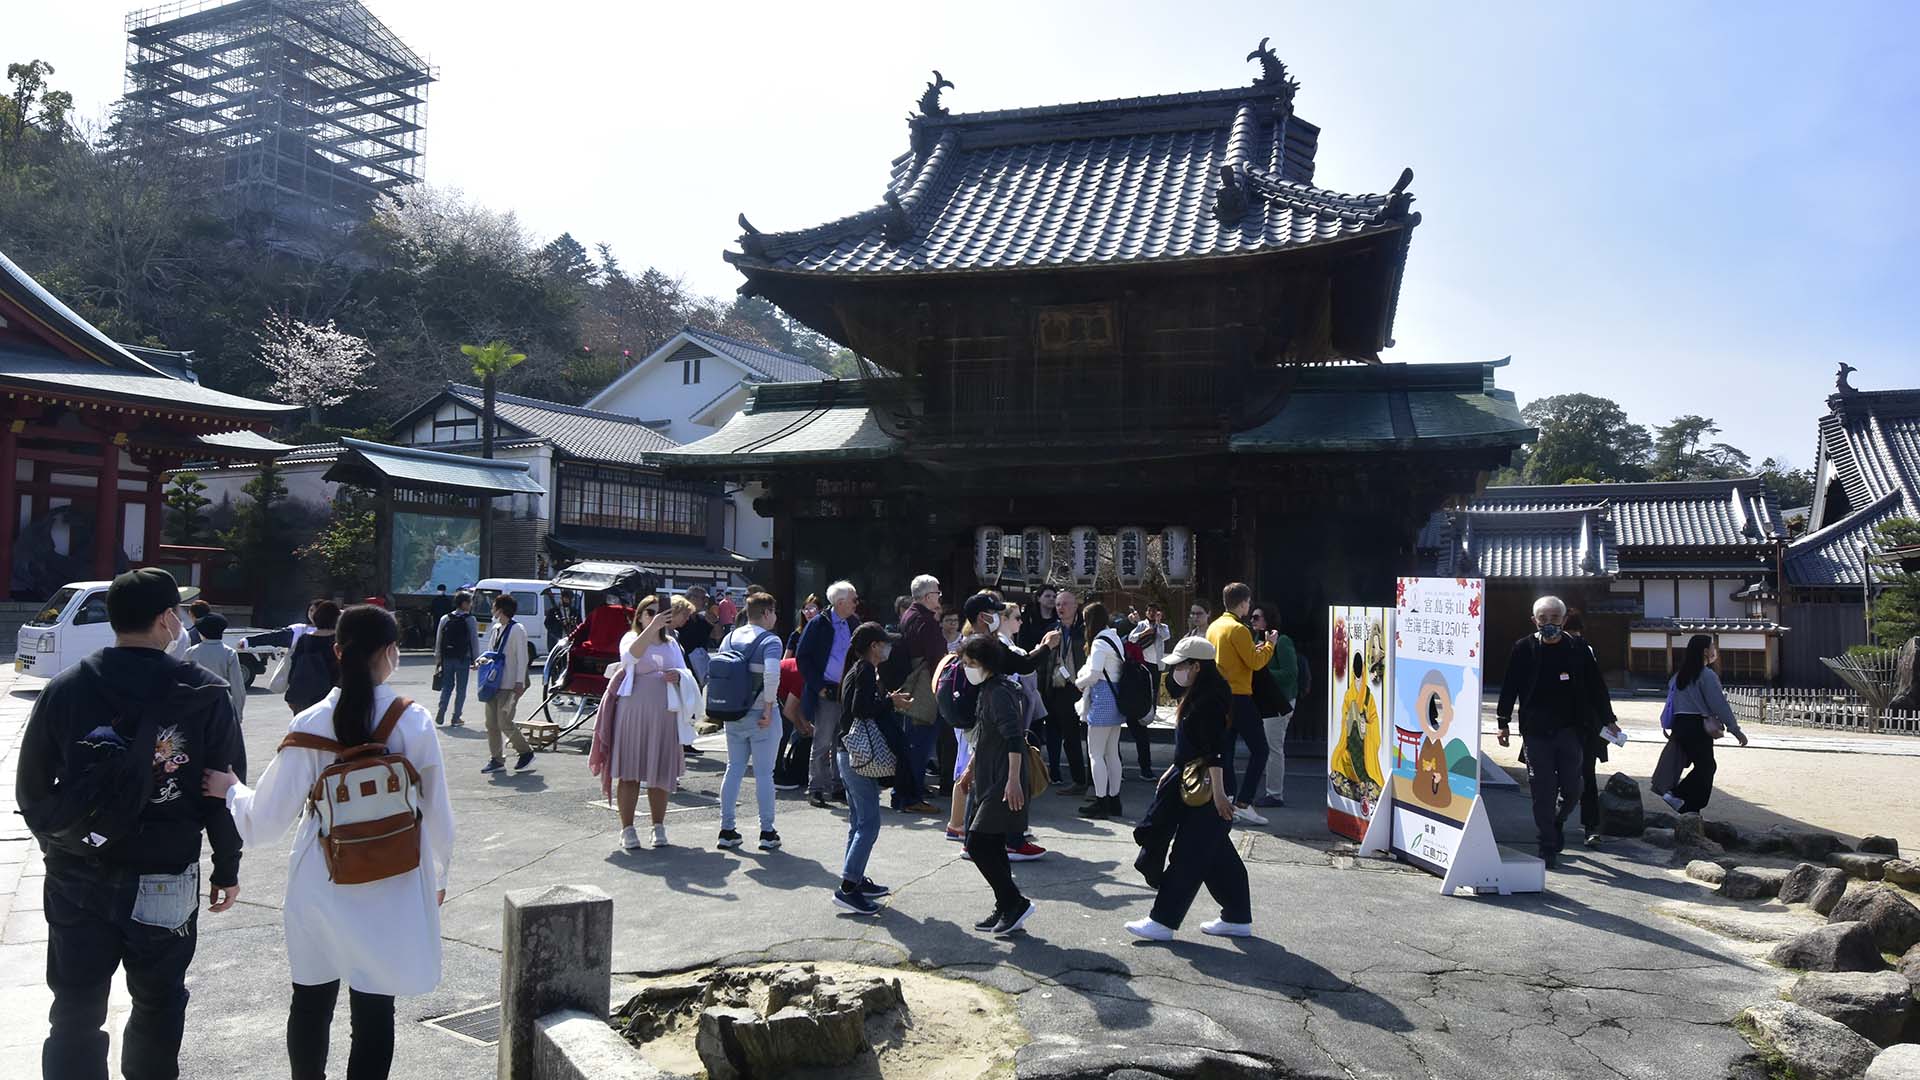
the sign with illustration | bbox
[1326,605,1392,841]
[392,512,480,596]
[1383,576,1483,874]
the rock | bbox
[1834,852,1900,881]
[1597,773,1646,837]
[1675,813,1706,848]
[1770,827,1851,861]
[1867,1044,1920,1080]
[734,1004,868,1072]
[1705,819,1746,850]
[1749,829,1790,856]
[1738,1000,1880,1080]
[1832,886,1920,955]
[1688,860,1729,886]
[763,968,822,1015]
[1644,827,1677,849]
[1790,971,1916,1046]
[1723,866,1791,901]
[1771,922,1889,972]
[1645,810,1679,831]
[1899,944,1920,1004]
[1863,836,1902,857]
[1783,863,1826,904]
[1813,868,1854,916]
[1886,860,1920,890]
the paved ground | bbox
[2,657,1915,1079]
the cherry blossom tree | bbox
[255,312,371,425]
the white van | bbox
[15,581,275,684]
[471,578,560,659]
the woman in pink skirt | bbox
[591,594,692,851]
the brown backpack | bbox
[278,697,423,885]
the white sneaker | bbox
[1124,917,1175,941]
[1660,792,1685,813]
[1201,919,1253,938]
[651,825,669,849]
[1231,805,1269,826]
[619,826,640,852]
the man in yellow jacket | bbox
[1206,582,1277,826]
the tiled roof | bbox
[0,345,298,421]
[1228,360,1531,453]
[444,384,677,461]
[1430,508,1618,580]
[1793,385,1920,588]
[325,438,546,497]
[646,381,901,468]
[1631,618,1787,634]
[677,327,830,385]
[545,533,756,575]
[1463,480,1786,549]
[1784,490,1907,587]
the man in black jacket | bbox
[16,568,246,1080]
[1494,594,1612,868]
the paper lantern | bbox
[1021,528,1052,586]
[1115,525,1147,588]
[1162,526,1194,587]
[973,526,1003,584]
[999,530,1025,583]
[1069,526,1100,587]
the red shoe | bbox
[1005,841,1047,862]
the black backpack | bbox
[439,613,475,662]
[1098,638,1155,723]
[934,654,982,730]
[23,668,168,858]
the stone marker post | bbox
[499,884,613,1080]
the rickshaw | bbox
[526,561,659,746]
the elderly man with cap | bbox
[183,612,249,725]
[15,568,247,1080]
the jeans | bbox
[1222,695,1268,804]
[721,716,780,833]
[1150,801,1252,930]
[1522,725,1585,856]
[809,699,845,797]
[485,687,531,760]
[434,663,470,722]
[1261,711,1293,798]
[965,830,1025,914]
[893,722,938,808]
[287,980,394,1080]
[42,856,199,1080]
[837,750,882,884]
[1087,724,1124,797]
[1669,713,1719,813]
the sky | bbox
[12,0,1920,467]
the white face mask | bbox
[877,646,893,663]
[986,613,1001,632]
[1171,667,1195,688]
[962,664,990,685]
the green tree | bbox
[298,486,378,598]
[1758,457,1815,509]
[163,471,212,544]
[2,60,72,156]
[461,340,527,458]
[219,460,294,610]
[1517,394,1651,484]
[1870,517,1920,646]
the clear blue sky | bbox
[13,1,1920,467]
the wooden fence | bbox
[1725,687,1920,736]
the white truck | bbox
[14,581,280,685]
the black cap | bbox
[107,567,182,632]
[962,592,1001,624]
[195,613,229,639]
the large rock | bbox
[1723,866,1791,901]
[1862,836,1902,857]
[1687,860,1729,886]
[1598,772,1646,837]
[1832,886,1920,955]
[1783,863,1826,904]
[1867,1044,1920,1080]
[1769,827,1851,861]
[1705,819,1747,850]
[1885,860,1920,890]
[1813,868,1854,916]
[1900,943,1920,992]
[1771,922,1889,972]
[1644,827,1677,849]
[1834,852,1900,881]
[1675,813,1706,848]
[1645,810,1679,831]
[1790,971,1916,1046]
[696,1006,760,1080]
[1738,1000,1880,1080]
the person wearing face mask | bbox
[203,604,453,1080]
[1042,587,1091,793]
[832,622,910,915]
[1653,634,1747,815]
[1494,595,1614,868]
[894,574,947,814]
[957,636,1039,935]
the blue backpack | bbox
[705,627,775,722]
[475,624,510,702]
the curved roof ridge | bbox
[445,382,664,426]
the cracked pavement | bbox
[2,659,1778,1078]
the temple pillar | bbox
[0,424,16,597]
[143,466,165,566]
[94,439,121,579]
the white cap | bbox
[1163,635,1216,664]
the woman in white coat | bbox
[203,604,454,1080]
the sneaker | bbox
[619,826,640,852]
[809,794,832,809]
[993,899,1037,936]
[758,830,782,851]
[683,745,704,757]
[1583,831,1602,848]
[1005,841,1047,862]
[514,751,536,771]
[450,718,466,727]
[973,908,1005,931]
[1136,766,1156,781]
[1253,794,1286,809]
[1201,918,1253,938]
[1542,851,1560,869]
[900,802,939,814]
[945,828,966,843]
[435,714,446,726]
[651,825,669,849]
[1231,805,1270,826]
[832,888,880,916]
[1660,792,1686,813]
[774,782,802,792]
[716,829,743,850]
[480,758,505,774]
[1077,799,1110,820]
[858,878,891,898]
[1125,917,1174,941]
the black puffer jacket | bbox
[16,646,246,886]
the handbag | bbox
[843,716,898,779]
[431,666,444,693]
[267,647,294,695]
[1024,743,1050,800]
[475,624,509,703]
[1705,717,1727,739]
[1179,758,1214,807]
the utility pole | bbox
[1863,542,1874,646]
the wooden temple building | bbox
[0,249,296,599]
[651,44,1534,682]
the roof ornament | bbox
[1378,167,1416,220]
[1836,361,1859,395]
[883,190,913,243]
[1213,164,1249,224]
[1246,37,1300,103]
[736,213,766,258]
[917,70,955,118]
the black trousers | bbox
[1044,691,1089,785]
[42,856,199,1080]
[1522,726,1585,856]
[1127,718,1154,773]
[1150,801,1251,929]
[775,723,811,788]
[965,831,1026,915]
[1669,713,1719,813]
[934,723,958,796]
[1556,747,1601,834]
[288,980,395,1080]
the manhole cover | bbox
[423,1002,501,1046]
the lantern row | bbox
[972,526,1194,588]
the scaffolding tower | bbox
[123,0,433,233]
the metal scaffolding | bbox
[123,0,433,230]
